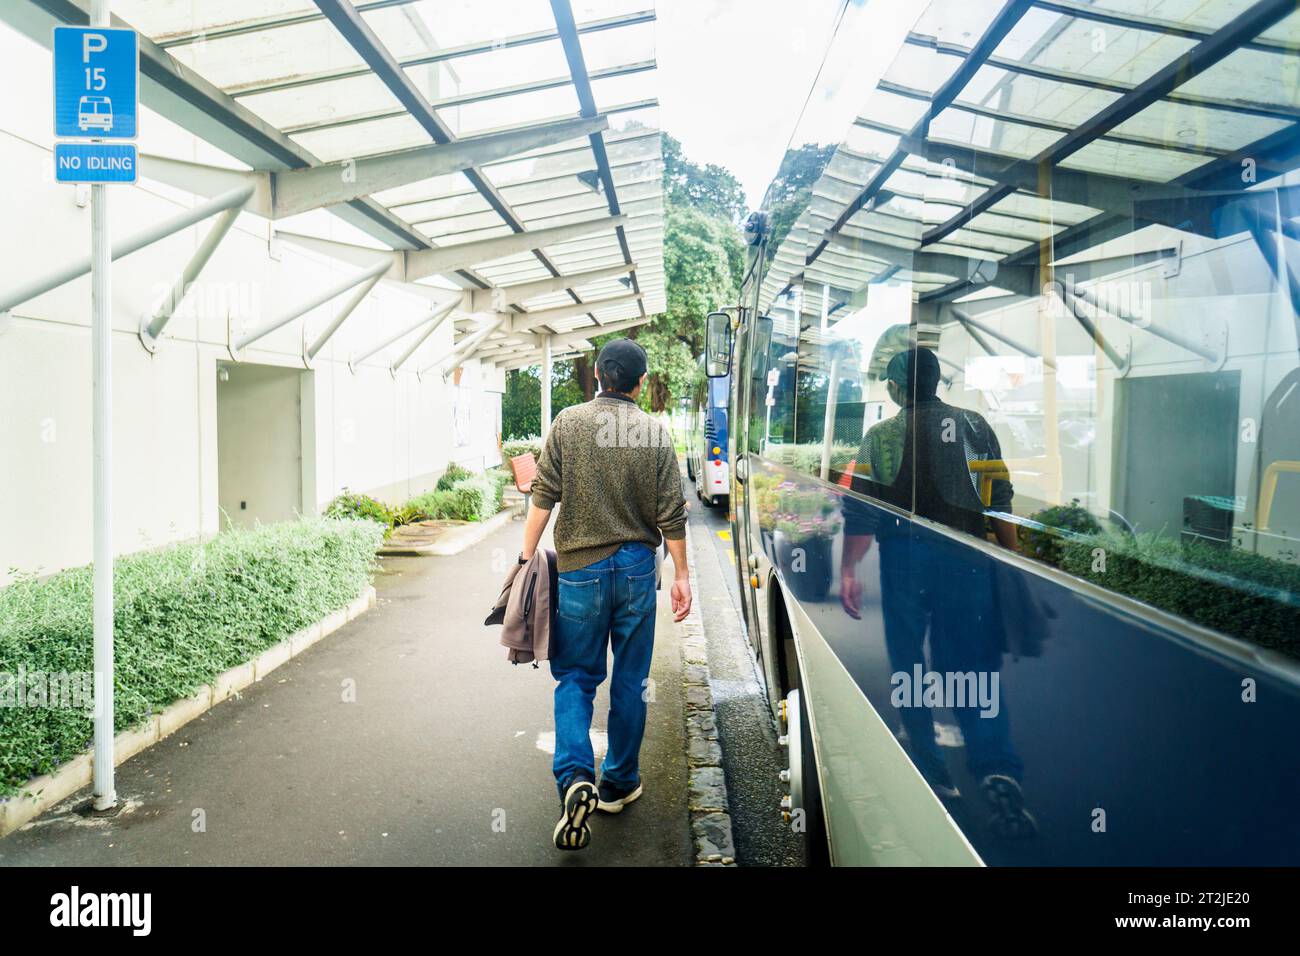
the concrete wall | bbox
[0,26,505,585]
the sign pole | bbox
[89,0,116,812]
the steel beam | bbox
[501,314,654,357]
[0,184,255,315]
[138,116,606,220]
[390,300,459,372]
[282,61,652,136]
[1032,0,1299,56]
[512,292,643,332]
[465,263,637,312]
[139,203,244,352]
[271,116,607,218]
[922,0,1300,247]
[952,308,1056,370]
[157,0,418,48]
[305,271,385,361]
[907,31,1300,123]
[405,216,627,281]
[237,8,655,98]
[550,0,645,317]
[352,297,459,367]
[805,0,1034,267]
[424,317,506,377]
[1053,287,1128,370]
[234,258,392,353]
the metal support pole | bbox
[90,0,115,814]
[1058,274,1218,362]
[351,297,457,368]
[1054,286,1128,369]
[818,348,841,482]
[541,333,553,438]
[0,184,254,315]
[389,298,458,371]
[424,317,504,377]
[952,307,1056,370]
[139,204,242,351]
[305,271,384,361]
[234,258,390,352]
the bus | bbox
[685,362,730,508]
[706,0,1300,866]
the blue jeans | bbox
[879,538,1023,784]
[551,542,658,793]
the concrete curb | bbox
[679,522,737,866]
[379,502,522,557]
[0,585,377,839]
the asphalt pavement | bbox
[0,514,692,867]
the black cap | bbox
[885,347,941,394]
[596,338,647,391]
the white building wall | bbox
[0,27,504,586]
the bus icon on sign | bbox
[77,95,114,133]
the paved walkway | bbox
[0,516,692,866]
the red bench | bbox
[509,453,537,515]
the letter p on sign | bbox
[82,32,107,61]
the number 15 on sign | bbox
[53,26,139,140]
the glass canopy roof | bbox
[758,0,1300,325]
[113,0,665,360]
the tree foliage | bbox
[662,134,747,225]
[764,142,836,252]
[500,132,748,430]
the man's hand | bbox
[840,569,863,620]
[670,575,692,622]
[519,504,553,561]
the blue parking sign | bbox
[53,26,138,140]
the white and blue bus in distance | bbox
[709,0,1300,866]
[686,359,730,508]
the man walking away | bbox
[520,338,692,852]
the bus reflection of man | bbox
[839,347,1036,840]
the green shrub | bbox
[390,504,425,528]
[405,489,456,520]
[502,437,542,462]
[1056,530,1300,659]
[0,517,383,795]
[1018,499,1103,566]
[324,488,392,529]
[449,476,500,522]
[488,468,513,507]
[436,462,474,492]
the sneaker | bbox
[981,774,1037,840]
[926,771,961,801]
[597,779,643,813]
[553,774,598,851]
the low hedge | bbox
[1055,530,1300,659]
[0,517,382,795]
[324,488,393,537]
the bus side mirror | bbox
[705,311,731,377]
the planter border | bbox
[0,584,376,839]
[378,501,521,557]
[679,522,737,866]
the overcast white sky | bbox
[657,0,922,210]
